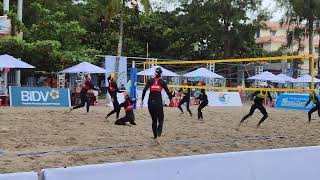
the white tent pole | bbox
[3,0,9,13]
[17,0,23,22]
[15,69,21,86]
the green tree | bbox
[214,0,262,58]
[159,0,265,59]
[105,0,152,80]
[0,2,101,72]
[277,0,320,74]
[0,2,3,15]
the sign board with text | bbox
[276,93,316,111]
[207,92,242,107]
[9,87,71,107]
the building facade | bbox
[255,21,319,75]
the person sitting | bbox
[115,92,137,126]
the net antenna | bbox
[255,65,264,87]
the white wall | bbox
[0,172,38,180]
[259,29,270,37]
[41,146,320,180]
[263,43,272,51]
[270,42,282,51]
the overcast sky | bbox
[150,0,284,21]
[262,0,284,20]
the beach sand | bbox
[1,104,320,173]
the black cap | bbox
[155,67,162,77]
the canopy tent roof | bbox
[183,68,224,79]
[276,73,295,82]
[0,54,35,68]
[292,74,320,83]
[60,62,106,74]
[248,71,284,83]
[137,66,179,77]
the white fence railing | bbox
[1,146,320,180]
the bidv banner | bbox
[207,92,242,107]
[9,87,71,107]
[276,93,316,111]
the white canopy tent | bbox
[0,54,35,89]
[137,66,179,77]
[0,54,35,69]
[183,68,224,78]
[60,62,106,74]
[276,74,295,82]
[59,62,106,88]
[248,71,284,83]
[291,74,320,83]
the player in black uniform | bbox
[178,79,192,116]
[70,74,98,113]
[305,90,320,123]
[141,67,172,144]
[115,92,137,126]
[196,81,208,120]
[106,74,122,120]
[239,82,272,127]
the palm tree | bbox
[276,0,320,75]
[305,0,315,75]
[106,0,152,81]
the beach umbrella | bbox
[183,68,224,78]
[0,54,35,68]
[60,62,106,74]
[276,74,295,83]
[292,74,320,83]
[248,71,284,83]
[137,66,179,77]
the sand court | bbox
[1,104,320,173]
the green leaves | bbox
[0,0,269,73]
[0,2,4,16]
[2,2,101,72]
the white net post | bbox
[297,68,302,78]
[57,73,65,88]
[146,58,158,82]
[207,63,215,88]
[76,73,84,88]
[255,65,263,87]
[281,58,288,73]
[147,58,158,68]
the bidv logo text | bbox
[21,89,60,102]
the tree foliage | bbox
[0,0,273,72]
[276,0,320,74]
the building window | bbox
[256,30,260,38]
[271,31,276,36]
[299,46,304,52]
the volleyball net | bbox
[141,54,316,93]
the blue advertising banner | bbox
[9,87,71,107]
[276,93,318,111]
